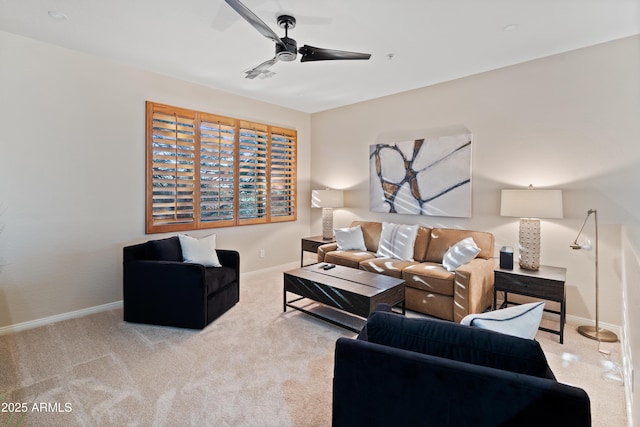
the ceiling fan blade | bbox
[225,0,284,47]
[299,45,371,62]
[244,57,279,79]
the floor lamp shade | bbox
[311,190,344,240]
[500,187,563,270]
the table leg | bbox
[560,298,566,344]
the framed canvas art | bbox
[369,133,472,217]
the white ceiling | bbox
[1,0,639,113]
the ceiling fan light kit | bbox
[225,0,371,79]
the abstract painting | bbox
[369,133,472,217]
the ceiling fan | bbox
[225,0,371,79]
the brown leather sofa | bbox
[317,221,495,322]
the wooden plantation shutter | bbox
[145,102,297,233]
[237,121,268,225]
[199,113,236,227]
[270,127,297,222]
[147,103,197,233]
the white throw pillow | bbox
[376,222,419,261]
[334,225,367,251]
[178,234,222,267]
[460,302,546,340]
[442,237,481,272]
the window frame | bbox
[145,101,297,234]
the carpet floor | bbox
[0,262,627,426]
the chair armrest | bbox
[317,243,338,262]
[123,260,207,327]
[124,260,206,290]
[356,303,393,341]
[452,257,495,322]
[123,242,150,262]
[216,249,240,272]
[332,338,590,427]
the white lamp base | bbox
[321,207,334,240]
[519,218,540,270]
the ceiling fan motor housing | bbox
[276,37,297,61]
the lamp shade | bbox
[500,189,563,219]
[311,189,344,208]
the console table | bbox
[493,264,567,343]
[301,235,334,267]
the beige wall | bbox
[0,31,312,328]
[622,226,640,426]
[1,29,638,331]
[311,35,640,326]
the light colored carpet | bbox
[0,263,627,426]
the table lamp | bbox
[311,189,344,240]
[500,185,563,270]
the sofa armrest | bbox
[317,243,338,262]
[332,338,591,427]
[452,257,495,322]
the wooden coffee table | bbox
[283,264,405,332]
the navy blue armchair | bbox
[332,305,590,427]
[123,236,239,329]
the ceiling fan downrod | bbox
[276,15,297,62]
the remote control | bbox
[323,264,336,270]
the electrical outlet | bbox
[259,249,265,258]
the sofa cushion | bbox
[402,263,455,296]
[376,222,419,261]
[461,302,546,340]
[425,228,494,263]
[325,250,377,269]
[351,221,383,253]
[412,226,432,262]
[334,225,367,251]
[359,257,420,279]
[365,311,556,380]
[349,221,432,263]
[179,234,222,267]
[405,287,454,321]
[442,237,481,272]
[150,236,183,261]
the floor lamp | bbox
[571,209,618,342]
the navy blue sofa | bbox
[123,236,239,329]
[332,305,591,427]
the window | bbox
[146,102,297,233]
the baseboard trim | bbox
[0,301,123,336]
[243,261,299,277]
[0,264,300,336]
[564,313,622,337]
[0,277,623,340]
